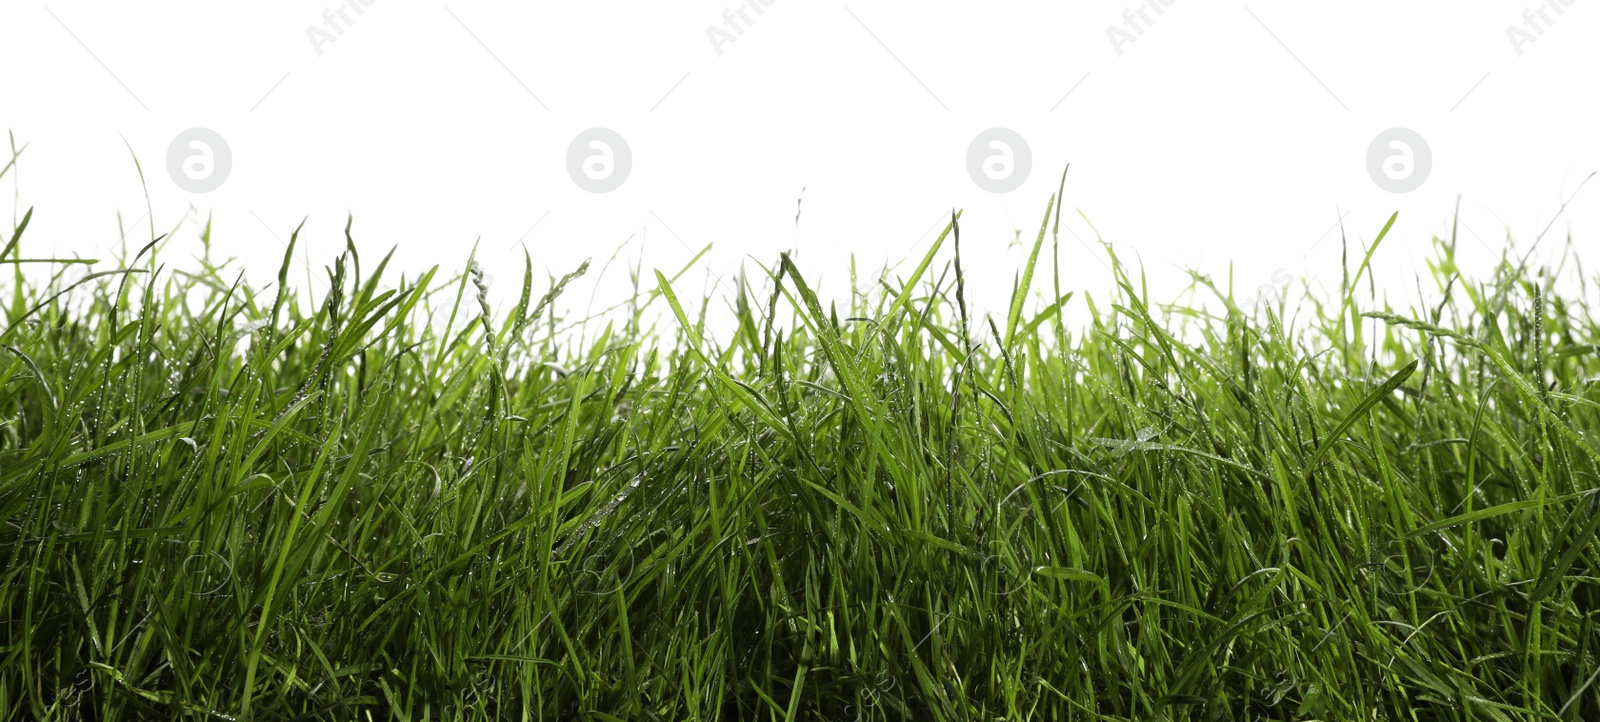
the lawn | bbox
[3,191,1600,720]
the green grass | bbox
[3,189,1600,720]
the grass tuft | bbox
[3,200,1600,721]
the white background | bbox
[1,1,1597,326]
